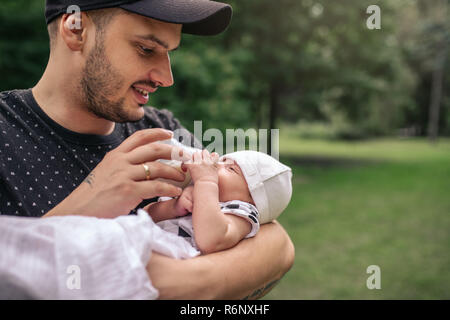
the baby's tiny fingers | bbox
[211,152,220,163]
[193,151,203,163]
[202,149,211,160]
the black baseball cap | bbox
[45,0,232,36]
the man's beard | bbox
[80,39,141,123]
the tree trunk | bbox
[269,83,280,155]
[427,43,447,142]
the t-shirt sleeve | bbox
[220,200,260,238]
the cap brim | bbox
[119,0,232,36]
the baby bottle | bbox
[156,138,198,188]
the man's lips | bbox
[132,85,157,105]
[133,84,158,94]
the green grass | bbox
[264,136,450,299]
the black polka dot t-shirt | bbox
[0,89,193,217]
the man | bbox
[0,0,294,299]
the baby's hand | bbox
[174,185,194,216]
[181,150,220,184]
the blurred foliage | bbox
[0,0,449,138]
[224,0,416,138]
[0,0,48,91]
[151,36,252,132]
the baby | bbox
[146,139,293,254]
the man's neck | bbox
[32,67,115,136]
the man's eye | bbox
[139,46,154,55]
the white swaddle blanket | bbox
[0,210,199,299]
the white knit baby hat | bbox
[221,151,293,224]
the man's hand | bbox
[44,129,188,218]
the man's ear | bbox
[59,12,90,51]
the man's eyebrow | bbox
[135,34,180,51]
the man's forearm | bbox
[147,220,295,299]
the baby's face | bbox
[217,159,254,204]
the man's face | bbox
[80,11,182,123]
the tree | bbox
[0,0,49,91]
[417,0,450,142]
[224,0,417,140]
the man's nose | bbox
[147,52,174,88]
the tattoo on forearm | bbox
[242,279,280,300]
[83,173,95,188]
